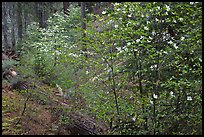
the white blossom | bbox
[92,77,98,82]
[133,48,138,52]
[122,10,127,14]
[68,53,79,57]
[140,36,144,40]
[114,24,118,28]
[124,46,128,52]
[127,42,131,46]
[170,91,175,97]
[136,39,140,43]
[128,14,132,18]
[153,94,158,99]
[187,96,192,101]
[165,5,170,11]
[102,11,106,14]
[132,117,136,121]
[173,43,178,49]
[144,26,149,30]
[179,18,184,21]
[114,3,120,6]
[168,40,173,44]
[150,64,157,69]
[56,50,61,55]
[163,51,168,54]
[116,47,122,51]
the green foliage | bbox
[2,95,22,134]
[18,5,81,89]
[2,60,19,83]
[82,2,202,135]
[16,2,202,135]
[2,60,19,72]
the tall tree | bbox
[22,2,29,35]
[63,2,69,15]
[11,2,16,51]
[17,2,23,41]
[81,2,87,57]
[2,2,9,49]
[94,2,101,14]
[86,2,94,13]
[42,2,49,28]
[35,2,48,28]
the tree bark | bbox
[81,2,87,57]
[35,2,47,28]
[2,2,9,49]
[43,2,49,28]
[63,2,69,15]
[10,2,16,52]
[17,2,23,40]
[86,2,94,13]
[94,2,101,14]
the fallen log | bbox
[62,111,109,135]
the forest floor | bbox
[2,50,108,135]
[2,87,70,135]
[2,78,108,135]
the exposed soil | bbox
[2,83,72,135]
[2,81,108,135]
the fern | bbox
[2,60,19,72]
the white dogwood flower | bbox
[187,96,192,101]
[153,94,158,99]
[102,11,106,14]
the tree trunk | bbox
[10,2,16,52]
[78,2,81,7]
[11,23,16,53]
[94,2,101,14]
[35,2,47,28]
[23,3,28,36]
[86,2,94,13]
[38,3,44,28]
[81,2,87,57]
[63,2,69,15]
[17,2,23,40]
[2,2,9,49]
[34,2,39,23]
[42,2,48,28]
